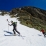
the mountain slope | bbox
[9,6,46,31]
[0,14,46,46]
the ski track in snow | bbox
[0,14,46,46]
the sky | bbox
[0,0,46,11]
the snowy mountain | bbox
[0,14,46,46]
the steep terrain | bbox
[0,14,46,46]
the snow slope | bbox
[0,14,46,46]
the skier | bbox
[41,29,46,37]
[8,21,20,36]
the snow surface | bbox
[0,14,46,46]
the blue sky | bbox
[0,0,46,11]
